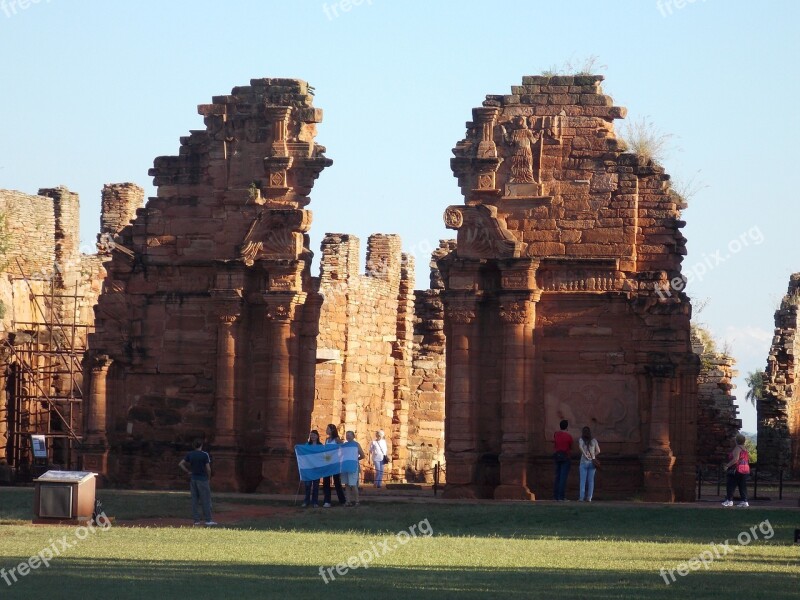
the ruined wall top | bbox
[150,78,331,209]
[444,74,686,294]
[101,183,144,237]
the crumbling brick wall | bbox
[311,233,413,481]
[406,241,453,482]
[758,273,800,475]
[693,332,740,466]
[0,185,110,468]
[0,190,57,282]
[101,183,144,237]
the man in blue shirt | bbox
[178,439,217,526]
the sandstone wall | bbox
[311,233,411,481]
[758,273,800,475]
[693,333,740,465]
[440,75,699,501]
[406,241,453,482]
[0,186,109,468]
[101,183,144,237]
[0,189,57,282]
[87,79,332,491]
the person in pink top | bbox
[553,419,574,501]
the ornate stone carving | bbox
[500,116,540,184]
[499,114,563,186]
[266,301,294,322]
[443,204,522,260]
[498,300,530,325]
[445,306,477,325]
[239,208,311,264]
[444,207,463,229]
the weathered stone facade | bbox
[758,273,800,475]
[693,333,740,465]
[311,233,412,481]
[406,242,452,481]
[86,79,333,491]
[0,186,110,470]
[439,75,700,501]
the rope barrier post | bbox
[433,462,440,497]
[753,463,758,499]
[697,467,702,500]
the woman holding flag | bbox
[322,424,347,507]
[301,430,323,507]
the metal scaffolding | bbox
[1,258,91,477]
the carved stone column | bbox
[82,354,112,473]
[494,292,541,500]
[641,363,677,501]
[442,297,480,498]
[210,288,242,491]
[259,291,304,489]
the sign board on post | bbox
[31,435,47,460]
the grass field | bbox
[1,488,798,599]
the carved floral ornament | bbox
[445,306,477,325]
[266,301,295,322]
[444,207,464,229]
[499,300,531,324]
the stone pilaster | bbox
[82,354,112,473]
[442,295,480,498]
[641,363,677,502]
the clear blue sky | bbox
[2,0,798,432]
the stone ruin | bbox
[0,186,107,475]
[0,74,750,499]
[439,75,700,501]
[84,79,445,491]
[758,273,800,476]
[693,331,740,465]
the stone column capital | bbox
[498,299,532,325]
[89,353,112,372]
[264,292,306,322]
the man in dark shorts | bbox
[178,439,217,526]
[553,419,574,501]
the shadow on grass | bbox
[3,488,799,546]
[1,557,798,600]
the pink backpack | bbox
[736,447,750,475]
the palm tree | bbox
[745,370,765,406]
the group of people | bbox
[178,419,751,523]
[302,424,389,508]
[553,420,753,507]
[552,419,601,502]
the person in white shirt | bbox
[368,430,389,488]
[578,426,600,502]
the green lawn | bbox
[1,488,798,599]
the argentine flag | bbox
[295,442,359,481]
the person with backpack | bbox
[721,433,751,508]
